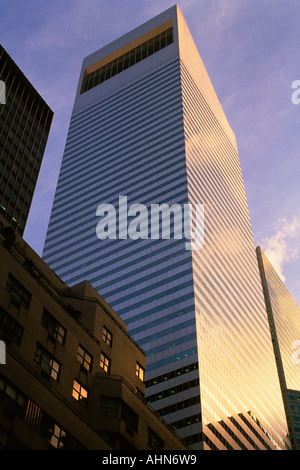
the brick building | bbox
[0,216,188,450]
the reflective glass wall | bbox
[257,247,300,449]
[43,6,290,449]
[181,59,289,449]
[0,45,53,235]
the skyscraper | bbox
[0,45,53,236]
[257,247,300,450]
[43,6,290,449]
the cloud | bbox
[262,217,300,282]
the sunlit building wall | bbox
[257,247,300,450]
[42,6,290,449]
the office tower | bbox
[0,45,53,236]
[0,214,188,450]
[257,247,300,450]
[43,6,290,449]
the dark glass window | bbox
[99,397,138,433]
[100,396,120,417]
[0,374,26,419]
[148,427,164,450]
[0,305,24,345]
[81,27,173,94]
[121,402,138,434]
[6,273,31,309]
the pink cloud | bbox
[262,217,300,282]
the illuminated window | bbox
[136,363,145,381]
[48,424,66,449]
[81,27,174,94]
[102,326,112,346]
[77,344,92,372]
[100,352,110,373]
[34,343,61,381]
[41,309,66,345]
[72,379,88,406]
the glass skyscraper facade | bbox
[257,247,300,450]
[43,6,290,449]
[0,45,53,236]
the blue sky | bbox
[1,0,300,303]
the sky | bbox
[1,0,300,304]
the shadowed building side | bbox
[0,45,53,236]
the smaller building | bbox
[0,216,188,450]
[257,246,300,450]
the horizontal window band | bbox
[147,379,200,404]
[123,296,195,330]
[67,66,182,151]
[136,318,196,347]
[44,149,187,239]
[71,58,181,125]
[118,292,195,322]
[104,267,194,308]
[64,82,183,160]
[46,174,188,241]
[129,307,195,337]
[155,393,201,418]
[104,280,195,316]
[51,148,187,219]
[145,361,199,388]
[57,116,185,186]
[93,254,193,296]
[146,332,197,358]
[45,235,190,282]
[81,27,174,94]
